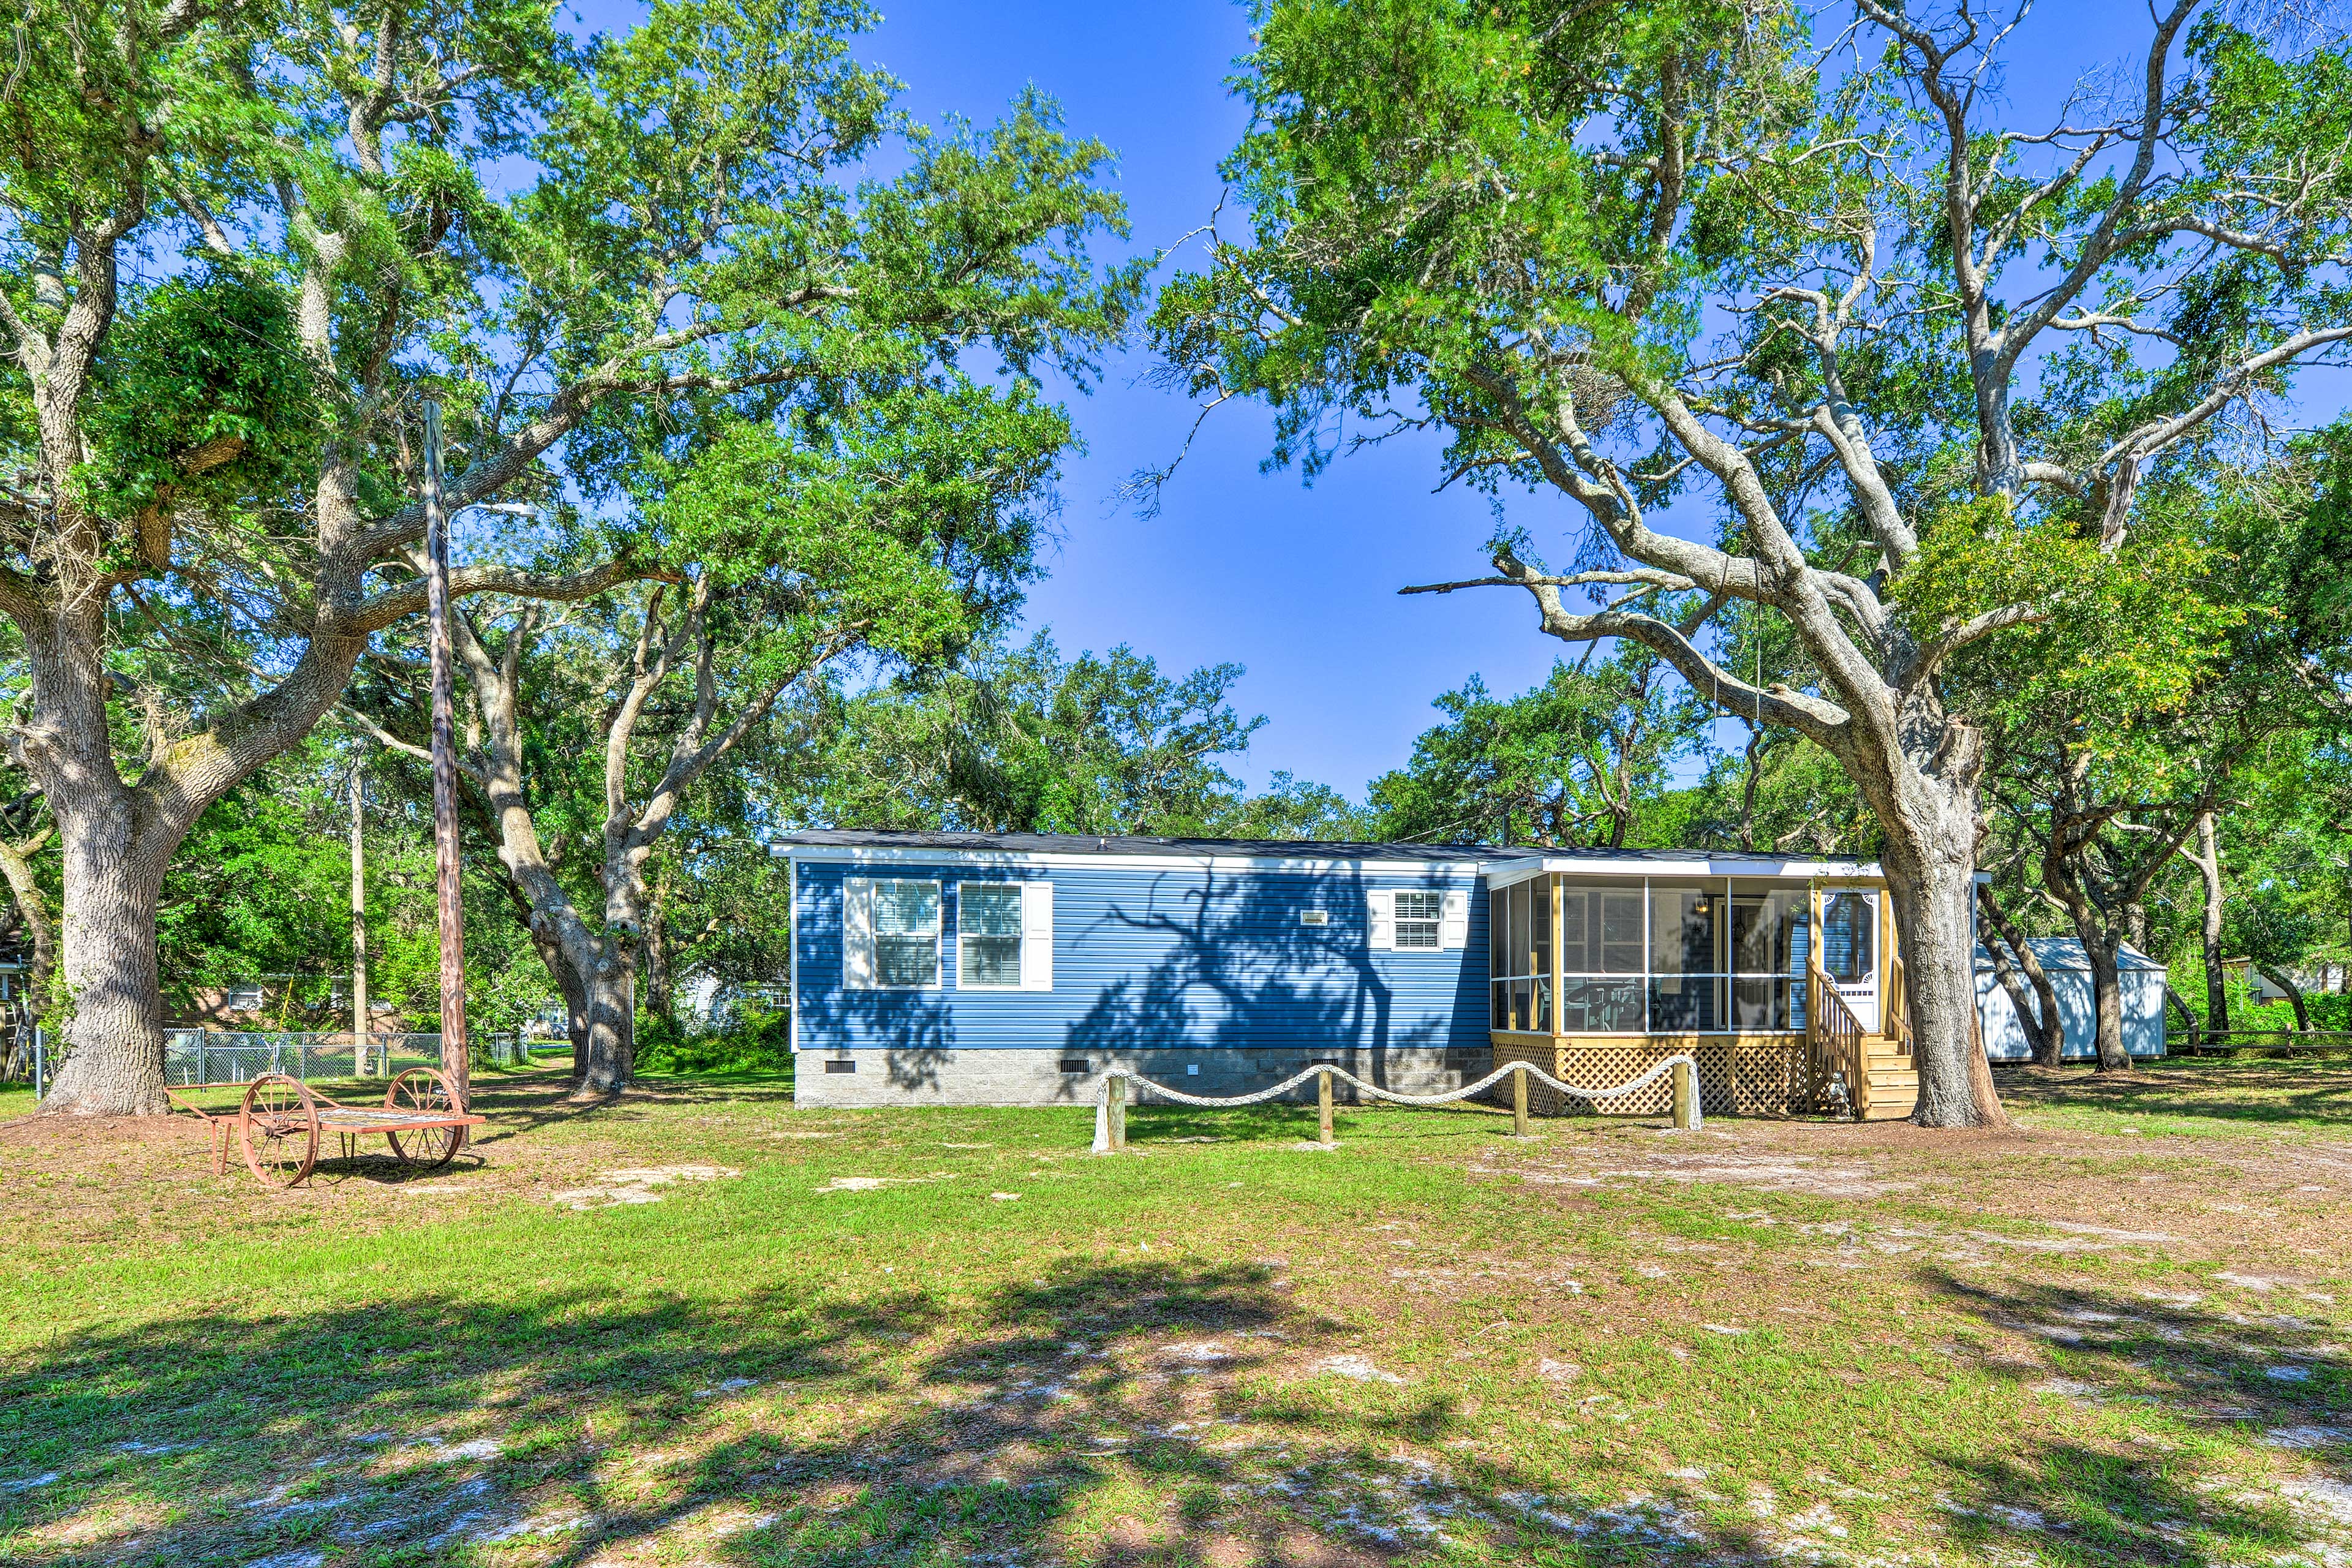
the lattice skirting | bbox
[1490,1036,1809,1117]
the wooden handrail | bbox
[1806,961,1871,1119]
[1886,955,1912,1057]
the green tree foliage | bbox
[145,737,546,1033]
[1213,772,1373,842]
[2,0,1137,1114]
[1366,648,1702,848]
[1673,731,1879,858]
[801,631,1359,839]
[354,353,1128,1092]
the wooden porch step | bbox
[1858,1072,1919,1117]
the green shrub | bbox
[633,1001,791,1075]
[2236,991,2350,1031]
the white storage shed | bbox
[1975,938,2167,1061]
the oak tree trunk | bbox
[1980,919,2051,1065]
[1880,824,1993,1125]
[2258,963,2312,1033]
[2079,932,2130,1071]
[577,952,636,1095]
[2191,812,2229,1042]
[1844,693,2003,1128]
[38,797,172,1114]
[1978,884,2062,1065]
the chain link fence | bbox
[163,1030,532,1086]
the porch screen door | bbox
[1821,889,1880,1031]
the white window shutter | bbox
[1439,888,1469,949]
[1021,880,1054,990]
[1367,888,1395,951]
[843,876,875,990]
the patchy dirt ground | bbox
[0,1057,2346,1566]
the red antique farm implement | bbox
[168,1068,484,1188]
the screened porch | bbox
[1483,865,1904,1117]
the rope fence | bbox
[1091,1054,1702,1152]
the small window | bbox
[1394,891,1442,949]
[959,884,1024,989]
[226,987,265,1011]
[1300,909,1330,927]
[874,880,942,988]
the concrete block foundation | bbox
[792,1045,1491,1109]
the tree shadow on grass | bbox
[443,1068,799,1156]
[1123,1101,1517,1148]
[1921,1268,2350,1564]
[0,1258,1779,1568]
[1992,1058,2352,1130]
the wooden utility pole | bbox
[423,401,470,1104]
[350,759,369,1072]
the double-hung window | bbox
[1369,887,1468,953]
[848,875,1052,992]
[959,884,1025,988]
[872,880,942,988]
[1393,891,1443,949]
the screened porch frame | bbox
[1485,870,1898,1047]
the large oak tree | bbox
[0,0,1128,1112]
[1149,0,2352,1124]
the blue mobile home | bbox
[776,831,1924,1114]
[779,831,1493,1106]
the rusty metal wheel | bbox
[240,1074,319,1188]
[385,1068,464,1169]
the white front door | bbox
[1821,889,1880,1032]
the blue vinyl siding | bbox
[793,856,1489,1061]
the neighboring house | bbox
[775,831,1916,1115]
[1975,939,2167,1060]
[173,979,301,1030]
[2217,957,2346,1006]
[674,976,791,1033]
[176,976,390,1031]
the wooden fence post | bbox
[1512,1062,1531,1136]
[1672,1058,1698,1131]
[1108,1073,1127,1152]
[1317,1066,1335,1146]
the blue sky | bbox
[572,0,2294,801]
[854,0,1558,801]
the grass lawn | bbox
[1,1055,2347,1566]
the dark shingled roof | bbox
[769,829,1872,865]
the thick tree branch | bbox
[352,557,669,633]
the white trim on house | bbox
[1020,880,1054,991]
[777,843,1493,876]
[1439,888,1469,950]
[1479,855,1885,888]
[842,875,875,990]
